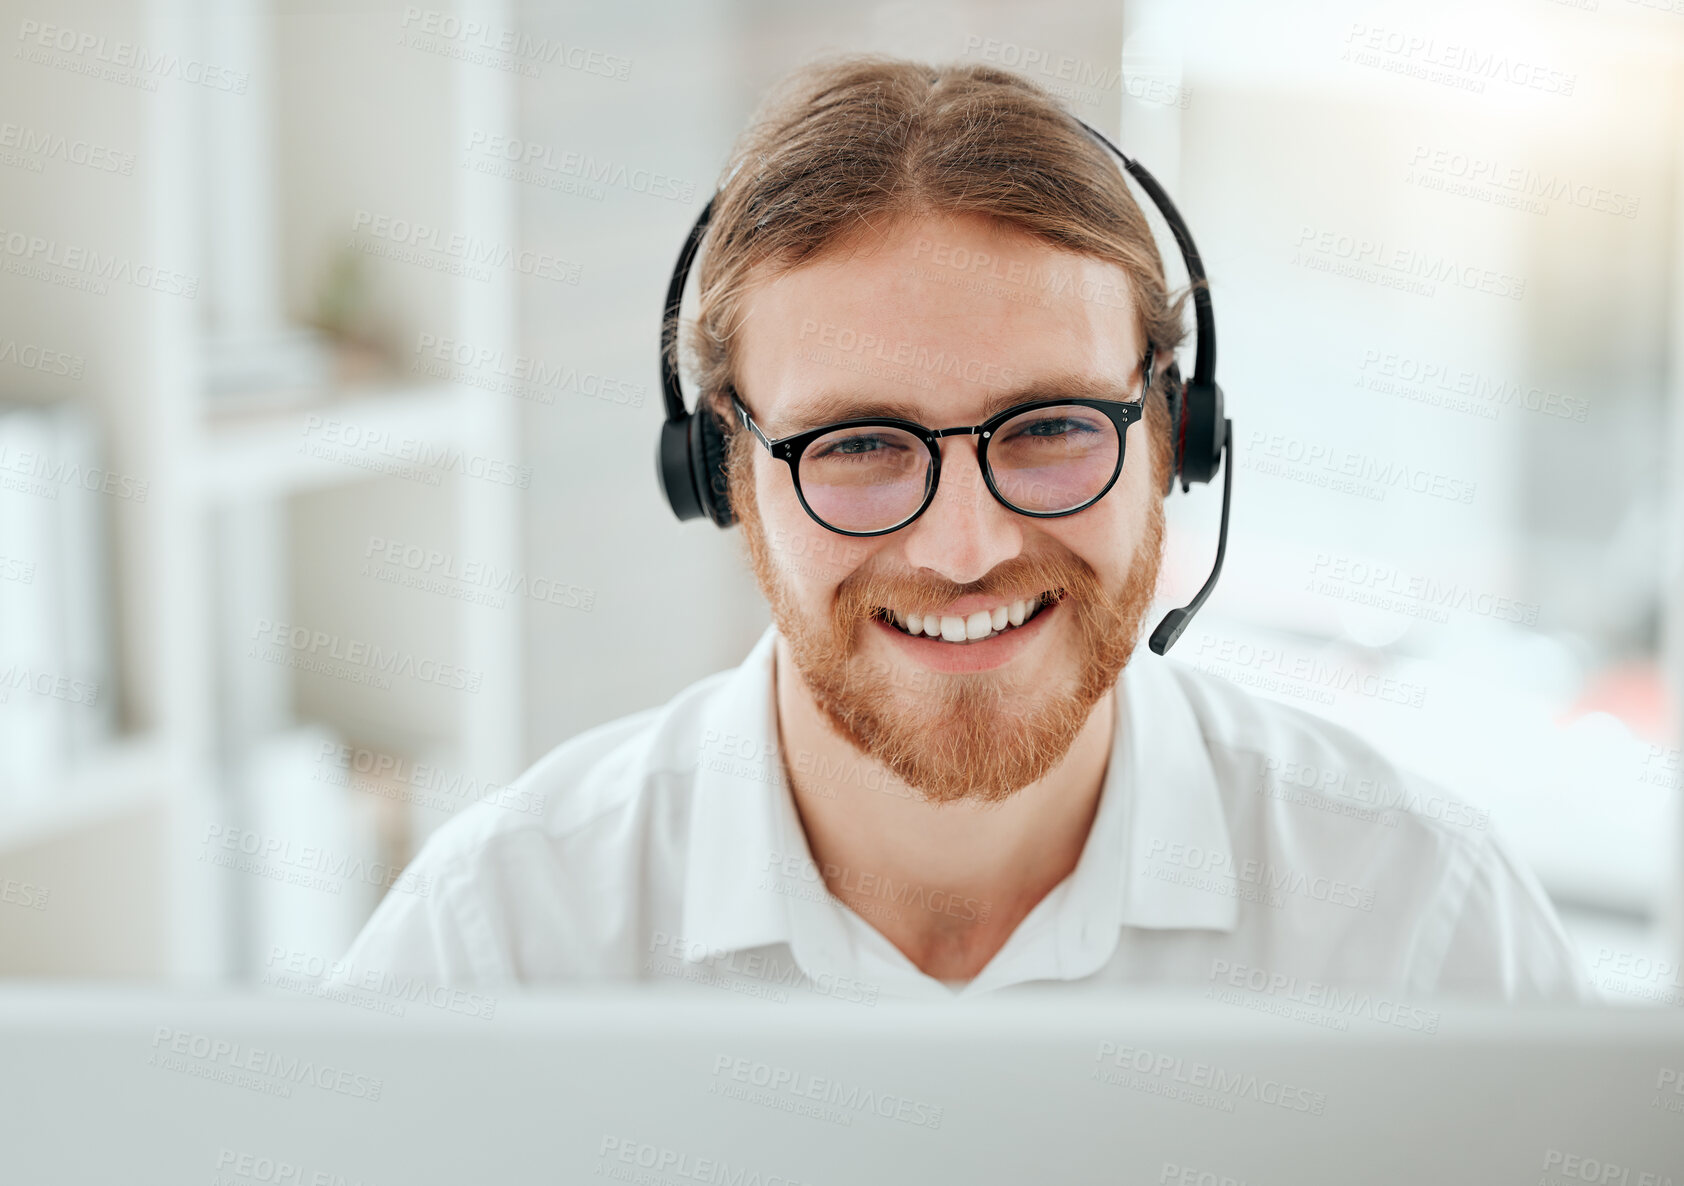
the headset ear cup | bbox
[1161,362,1185,498]
[690,404,736,527]
[658,415,705,521]
[1179,380,1226,488]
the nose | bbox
[898,435,1024,584]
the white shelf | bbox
[0,0,525,980]
[194,383,469,501]
[0,735,170,853]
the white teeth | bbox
[885,593,1053,642]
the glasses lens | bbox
[987,404,1121,513]
[797,424,932,533]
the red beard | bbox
[737,480,1165,804]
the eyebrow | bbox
[768,370,1143,437]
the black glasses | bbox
[729,348,1153,537]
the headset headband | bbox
[660,121,1211,419]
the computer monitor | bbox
[2,986,1680,1185]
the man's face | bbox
[731,212,1166,804]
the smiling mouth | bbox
[871,590,1060,644]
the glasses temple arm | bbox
[731,395,774,451]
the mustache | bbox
[832,550,1103,623]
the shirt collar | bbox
[681,626,798,958]
[680,625,1236,974]
[1111,646,1238,933]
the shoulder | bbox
[1160,656,1588,998]
[1162,654,1489,840]
[418,661,736,869]
[335,654,755,984]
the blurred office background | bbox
[0,0,1680,998]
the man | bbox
[332,56,1589,1003]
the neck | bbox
[772,634,1116,983]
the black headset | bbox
[656,115,1232,656]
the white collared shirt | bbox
[331,627,1592,1005]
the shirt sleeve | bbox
[326,875,488,990]
[1427,829,1595,1001]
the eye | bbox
[1001,413,1105,441]
[1027,418,1092,437]
[810,432,907,459]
